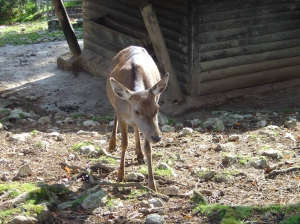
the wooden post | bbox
[51,0,81,56]
[140,3,184,102]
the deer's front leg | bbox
[108,114,118,152]
[144,140,157,191]
[118,119,128,182]
[133,126,144,164]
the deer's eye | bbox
[135,110,140,115]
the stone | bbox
[230,114,244,119]
[250,159,269,169]
[212,135,223,143]
[38,116,50,124]
[222,154,237,166]
[83,120,99,127]
[196,169,215,181]
[140,200,151,208]
[158,114,168,125]
[257,120,267,127]
[126,172,145,181]
[228,134,240,142]
[10,215,38,224]
[18,164,33,176]
[214,144,224,152]
[213,175,228,183]
[191,119,201,127]
[57,201,73,210]
[161,125,175,133]
[8,133,31,142]
[144,214,164,224]
[203,118,225,131]
[37,203,53,223]
[284,119,298,128]
[179,127,193,136]
[79,145,96,155]
[25,95,38,101]
[285,133,296,141]
[81,189,108,209]
[158,163,177,177]
[260,149,282,159]
[161,185,179,196]
[148,198,164,207]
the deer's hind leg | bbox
[108,114,118,152]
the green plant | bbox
[71,113,85,119]
[138,166,172,177]
[31,130,39,136]
[168,118,176,125]
[91,116,114,122]
[73,142,92,151]
[90,156,117,165]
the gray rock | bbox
[79,145,96,155]
[250,159,269,169]
[230,114,244,119]
[81,189,108,209]
[126,172,145,181]
[140,200,151,208]
[214,144,224,151]
[179,127,193,136]
[213,175,228,183]
[57,201,73,210]
[257,120,267,127]
[161,185,179,196]
[212,135,223,143]
[196,169,215,181]
[8,133,31,142]
[222,154,237,166]
[158,163,177,177]
[285,133,296,141]
[0,123,4,131]
[260,149,282,159]
[203,118,225,131]
[63,117,74,123]
[0,158,8,164]
[83,120,99,127]
[228,134,240,142]
[158,114,168,125]
[191,119,201,127]
[38,116,50,124]
[37,203,53,223]
[161,125,175,133]
[18,164,33,176]
[10,215,38,224]
[1,171,9,181]
[10,192,31,204]
[284,119,298,128]
[25,95,38,101]
[148,198,164,207]
[145,214,164,224]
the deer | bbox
[106,46,169,192]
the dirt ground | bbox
[1,41,300,223]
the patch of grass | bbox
[31,129,39,136]
[127,189,146,200]
[168,118,177,125]
[138,166,173,177]
[90,156,117,165]
[193,202,300,223]
[71,113,86,119]
[261,145,271,150]
[0,20,82,47]
[73,142,93,151]
[91,116,114,123]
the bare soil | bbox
[1,41,300,223]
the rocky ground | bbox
[0,41,300,223]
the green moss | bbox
[73,142,93,151]
[138,166,172,177]
[91,116,114,122]
[90,156,117,165]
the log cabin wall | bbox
[196,0,300,95]
[82,0,191,94]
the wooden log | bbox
[84,18,145,49]
[200,46,300,72]
[198,19,300,44]
[198,3,300,24]
[84,37,120,59]
[198,10,300,33]
[198,65,300,95]
[51,0,81,56]
[200,38,300,62]
[140,3,184,102]
[200,56,300,82]
[199,29,300,52]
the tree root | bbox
[266,167,300,179]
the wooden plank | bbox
[153,5,188,26]
[199,29,300,52]
[173,69,189,84]
[170,58,189,74]
[200,46,300,72]
[198,19,300,44]
[164,38,189,55]
[168,48,189,64]
[198,65,300,95]
[84,19,144,49]
[198,10,300,33]
[197,0,299,14]
[200,56,300,82]
[198,3,300,24]
[84,38,120,59]
[151,0,188,15]
[82,6,103,19]
[200,38,300,62]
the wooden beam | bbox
[140,3,184,102]
[51,0,81,56]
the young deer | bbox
[106,46,169,191]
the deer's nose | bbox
[151,135,161,142]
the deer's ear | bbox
[110,78,132,100]
[150,73,169,96]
